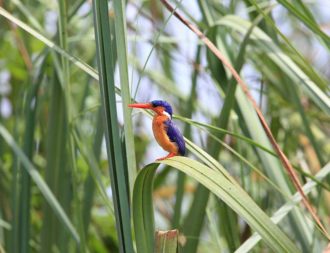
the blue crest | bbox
[151,100,173,116]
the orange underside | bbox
[152,115,178,155]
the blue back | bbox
[164,120,186,155]
[151,100,173,117]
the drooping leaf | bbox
[133,156,299,253]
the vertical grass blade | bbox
[9,129,19,253]
[41,71,71,252]
[18,59,44,253]
[82,108,104,233]
[57,0,87,250]
[92,1,133,252]
[113,0,137,193]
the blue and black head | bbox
[151,100,173,117]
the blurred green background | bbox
[0,0,330,252]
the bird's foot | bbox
[156,153,176,161]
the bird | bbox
[129,100,185,161]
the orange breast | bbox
[152,115,178,154]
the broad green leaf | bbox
[133,156,299,253]
[113,0,137,193]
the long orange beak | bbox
[128,103,153,109]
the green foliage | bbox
[0,0,329,252]
[133,157,299,252]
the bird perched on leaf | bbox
[129,100,185,161]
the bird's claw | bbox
[156,153,176,161]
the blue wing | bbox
[164,120,186,155]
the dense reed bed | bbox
[0,0,329,252]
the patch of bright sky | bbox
[44,10,58,35]
[0,98,12,118]
[0,70,12,118]
[77,1,91,17]
[166,0,200,96]
[0,71,11,95]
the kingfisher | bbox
[129,100,185,161]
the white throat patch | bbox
[162,111,171,119]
